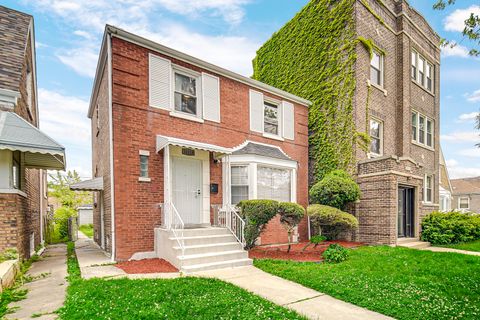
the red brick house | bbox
[72,25,310,271]
[0,6,65,259]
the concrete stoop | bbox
[396,238,431,249]
[155,227,252,273]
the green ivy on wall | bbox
[252,0,358,183]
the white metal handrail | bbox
[163,201,185,257]
[217,205,246,247]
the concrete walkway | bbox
[194,266,393,320]
[424,246,480,256]
[7,244,67,320]
[75,233,179,279]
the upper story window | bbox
[369,118,383,156]
[411,50,434,93]
[424,175,433,203]
[459,197,470,210]
[174,71,198,116]
[370,50,384,87]
[231,165,249,205]
[264,102,279,135]
[412,111,434,149]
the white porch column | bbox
[163,145,171,227]
[222,155,231,207]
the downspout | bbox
[107,33,116,262]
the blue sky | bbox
[3,0,480,179]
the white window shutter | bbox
[149,54,171,109]
[282,100,295,140]
[249,89,264,133]
[202,73,220,122]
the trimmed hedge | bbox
[421,211,480,245]
[237,200,279,249]
[307,204,358,240]
[309,170,361,210]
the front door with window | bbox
[398,187,415,238]
[172,157,203,226]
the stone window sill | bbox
[138,177,151,182]
[0,189,27,198]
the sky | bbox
[2,0,480,180]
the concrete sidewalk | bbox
[7,244,67,320]
[194,266,393,320]
[424,246,480,256]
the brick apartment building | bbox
[253,0,440,245]
[451,177,480,214]
[0,6,65,258]
[72,25,310,270]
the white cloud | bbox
[441,131,480,143]
[56,47,99,78]
[457,112,480,123]
[38,89,92,175]
[446,158,480,179]
[458,148,480,158]
[73,30,93,39]
[441,43,470,58]
[444,5,480,32]
[466,89,480,102]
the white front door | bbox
[172,156,203,225]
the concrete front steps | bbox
[396,237,431,249]
[155,227,252,273]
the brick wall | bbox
[107,36,309,260]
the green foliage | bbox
[278,202,306,252]
[309,170,361,210]
[307,204,358,240]
[237,200,279,249]
[252,0,358,182]
[66,242,81,282]
[421,211,480,245]
[255,246,480,320]
[54,207,76,240]
[0,249,18,263]
[309,235,327,247]
[79,224,94,238]
[48,170,91,209]
[322,243,349,263]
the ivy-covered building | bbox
[253,0,440,245]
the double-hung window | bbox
[411,50,434,93]
[424,175,433,203]
[174,71,198,116]
[12,156,20,189]
[370,50,383,87]
[369,118,383,156]
[459,197,470,210]
[264,102,279,135]
[412,111,434,148]
[231,166,249,205]
[257,166,291,202]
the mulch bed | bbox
[248,241,364,262]
[116,258,178,274]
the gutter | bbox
[107,34,116,262]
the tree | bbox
[48,170,91,209]
[278,202,305,253]
[433,1,480,56]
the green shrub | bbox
[421,211,480,245]
[54,207,76,240]
[309,235,327,247]
[278,202,306,252]
[307,204,358,240]
[322,243,348,263]
[309,170,361,210]
[237,200,279,249]
[0,248,18,262]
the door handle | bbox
[195,189,201,197]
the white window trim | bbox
[370,50,384,88]
[227,154,297,205]
[411,110,434,150]
[458,196,470,210]
[170,64,203,121]
[423,174,433,203]
[139,151,150,181]
[411,49,434,94]
[262,97,283,139]
[368,117,383,158]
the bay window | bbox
[231,166,249,205]
[12,156,20,189]
[257,166,291,202]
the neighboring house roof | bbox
[232,141,292,161]
[70,177,104,191]
[0,111,65,169]
[451,176,480,196]
[0,5,32,92]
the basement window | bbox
[139,150,150,182]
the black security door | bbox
[398,187,414,238]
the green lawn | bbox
[78,224,93,238]
[58,243,305,320]
[440,239,480,252]
[254,246,480,320]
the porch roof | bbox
[156,135,232,155]
[70,177,103,191]
[0,111,65,170]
